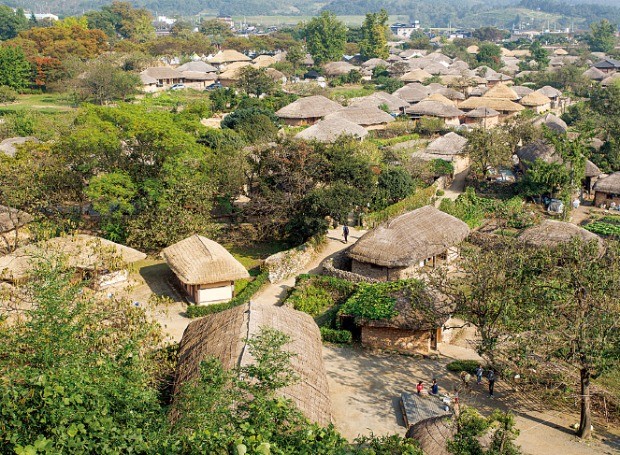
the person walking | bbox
[487,369,496,398]
[416,381,424,395]
[430,379,439,396]
[475,365,484,385]
[342,224,349,244]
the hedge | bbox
[320,327,352,344]
[365,185,436,227]
[186,270,269,318]
[446,360,481,375]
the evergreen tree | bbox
[0,46,31,90]
[586,19,616,53]
[359,9,390,60]
[304,12,347,64]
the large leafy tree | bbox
[476,43,502,71]
[359,9,389,60]
[0,46,31,90]
[86,1,154,42]
[304,12,347,64]
[464,127,513,179]
[586,19,616,53]
[0,6,28,41]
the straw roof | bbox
[469,86,488,97]
[520,91,552,107]
[325,105,394,126]
[426,132,467,155]
[593,172,620,193]
[162,235,248,285]
[276,95,342,120]
[516,140,560,166]
[467,45,479,54]
[252,54,277,68]
[348,205,470,267]
[407,100,463,118]
[483,83,519,100]
[265,67,286,82]
[459,96,524,113]
[512,85,534,97]
[0,205,33,234]
[295,118,368,142]
[585,159,601,178]
[362,58,388,69]
[406,416,455,455]
[554,48,569,55]
[394,83,431,103]
[583,67,606,81]
[424,62,451,75]
[0,136,39,158]
[141,66,182,80]
[423,93,456,106]
[519,220,604,254]
[0,234,146,282]
[464,107,499,118]
[173,302,332,426]
[181,71,217,81]
[400,69,433,83]
[139,73,157,85]
[349,91,409,114]
[533,113,567,133]
[601,73,620,86]
[176,61,217,73]
[435,87,466,101]
[536,85,562,98]
[323,61,358,76]
[209,49,251,64]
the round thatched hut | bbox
[172,302,332,426]
[325,104,395,129]
[593,172,620,208]
[295,117,368,142]
[348,205,470,281]
[275,95,343,126]
[519,220,605,256]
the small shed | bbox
[348,205,470,281]
[593,172,620,208]
[172,302,332,426]
[275,95,343,126]
[162,235,249,305]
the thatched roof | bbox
[323,61,358,76]
[265,67,286,82]
[173,302,332,426]
[423,93,456,106]
[209,49,251,64]
[362,58,388,69]
[349,91,409,114]
[139,73,157,85]
[467,45,479,54]
[252,54,277,68]
[464,107,499,118]
[394,83,431,103]
[348,206,470,267]
[162,235,248,285]
[0,136,40,158]
[141,67,182,80]
[295,118,368,142]
[458,96,524,113]
[469,86,488,97]
[0,205,33,233]
[400,69,433,83]
[583,67,606,81]
[536,85,562,99]
[176,61,217,73]
[423,62,451,75]
[585,159,601,178]
[519,220,604,254]
[426,132,467,156]
[0,234,146,282]
[512,85,534,97]
[276,95,342,120]
[533,113,567,133]
[483,83,519,100]
[406,416,455,455]
[434,87,466,101]
[406,101,464,118]
[326,105,394,126]
[181,71,217,81]
[516,140,560,166]
[593,171,620,193]
[520,91,552,107]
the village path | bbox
[252,226,367,307]
[434,168,468,208]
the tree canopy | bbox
[304,12,347,64]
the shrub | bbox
[446,360,481,375]
[339,280,425,321]
[320,327,352,344]
[436,189,445,197]
[365,185,436,227]
[0,85,17,103]
[186,270,269,318]
[288,285,334,316]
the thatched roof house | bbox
[208,49,251,66]
[519,91,552,113]
[536,85,562,100]
[295,117,368,142]
[0,234,146,287]
[394,83,431,103]
[593,172,620,207]
[458,96,524,116]
[400,69,433,83]
[423,93,456,106]
[362,58,388,69]
[349,91,409,115]
[586,160,601,178]
[483,83,519,100]
[349,206,470,281]
[141,67,183,89]
[323,61,358,77]
[463,107,500,128]
[406,416,455,455]
[519,220,604,255]
[515,140,560,170]
[276,95,343,126]
[173,302,332,426]
[176,61,217,73]
[426,132,467,155]
[252,54,277,68]
[406,101,464,126]
[533,113,567,133]
[0,136,40,158]
[0,205,33,234]
[512,85,534,97]
[325,105,394,129]
[162,235,249,305]
[583,67,606,81]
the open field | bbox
[0,93,75,113]
[229,15,410,27]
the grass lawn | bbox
[227,241,288,273]
[0,93,75,113]
[329,85,375,100]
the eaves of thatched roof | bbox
[464,107,499,118]
[426,132,467,155]
[519,220,604,255]
[208,49,251,64]
[176,61,218,73]
[295,117,368,142]
[400,69,433,83]
[348,205,470,267]
[459,97,524,113]
[593,171,620,194]
[536,85,562,99]
[276,95,343,119]
[520,91,552,107]
[483,83,519,100]
[326,105,394,126]
[406,100,464,118]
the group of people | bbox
[416,379,440,396]
[415,365,497,400]
[475,365,496,398]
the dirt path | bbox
[323,344,620,454]
[435,168,469,208]
[252,226,366,307]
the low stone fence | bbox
[263,235,325,284]
[321,250,380,284]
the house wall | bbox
[527,103,550,114]
[444,116,461,127]
[96,269,129,289]
[281,117,321,126]
[180,280,235,305]
[184,80,208,90]
[452,155,470,175]
[594,191,620,208]
[463,116,499,128]
[361,326,431,354]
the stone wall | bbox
[361,326,431,355]
[263,236,325,284]
[322,255,380,283]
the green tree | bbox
[0,6,28,40]
[376,167,415,206]
[76,58,140,104]
[472,26,509,42]
[237,66,277,97]
[304,12,347,64]
[359,9,390,60]
[465,127,513,179]
[408,30,431,50]
[529,41,549,69]
[86,1,154,42]
[286,44,305,69]
[586,19,616,53]
[476,43,502,71]
[0,46,31,90]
